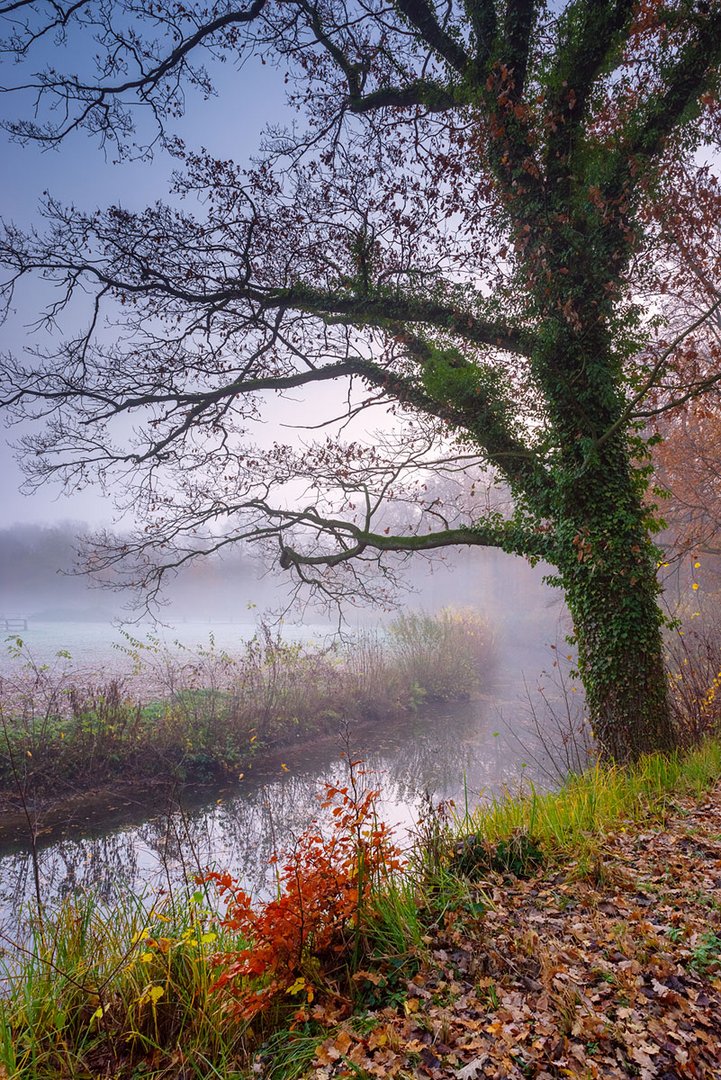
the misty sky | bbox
[1,46,288,526]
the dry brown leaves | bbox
[307,789,721,1079]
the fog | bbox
[0,523,578,927]
[0,520,562,645]
[0,521,266,623]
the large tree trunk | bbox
[532,276,679,763]
[560,507,677,763]
[567,564,676,763]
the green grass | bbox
[690,931,721,973]
[0,889,251,1079]
[255,1028,326,1080]
[4,737,721,1078]
[459,738,721,864]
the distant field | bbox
[0,619,333,682]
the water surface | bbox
[0,635,577,936]
[0,617,578,946]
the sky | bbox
[1,40,289,526]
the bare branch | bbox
[394,0,470,74]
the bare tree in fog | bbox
[2,2,721,759]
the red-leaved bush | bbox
[203,764,404,1022]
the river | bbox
[0,620,584,934]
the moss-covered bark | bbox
[561,519,676,762]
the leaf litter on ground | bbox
[303,787,721,1080]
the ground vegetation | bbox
[3,741,721,1078]
[3,3,721,758]
[0,609,490,813]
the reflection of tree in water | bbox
[0,658,563,936]
[154,772,331,897]
[0,830,143,942]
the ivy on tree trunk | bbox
[2,1,721,761]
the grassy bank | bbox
[456,736,721,871]
[3,739,721,1078]
[0,609,491,807]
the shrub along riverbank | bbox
[0,609,491,811]
[2,739,721,1079]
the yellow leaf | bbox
[90,1005,105,1022]
[200,932,217,944]
[140,952,153,963]
[286,976,306,996]
[138,983,165,1008]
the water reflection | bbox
[0,646,575,936]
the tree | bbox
[1,0,721,762]
[642,161,721,561]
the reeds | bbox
[4,738,721,1078]
[0,609,493,802]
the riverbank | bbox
[0,696,487,850]
[0,609,492,825]
[2,740,721,1078]
[310,768,721,1080]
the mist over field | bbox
[0,522,261,623]
[0,520,561,640]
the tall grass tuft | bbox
[0,889,250,1079]
[459,738,721,867]
[389,607,491,700]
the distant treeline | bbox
[0,522,264,621]
[0,520,560,630]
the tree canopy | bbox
[2,0,721,760]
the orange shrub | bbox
[204,766,403,1022]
